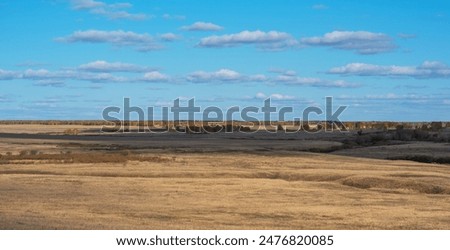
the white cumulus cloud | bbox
[255,92,295,100]
[301,31,396,54]
[181,22,223,31]
[70,0,149,20]
[187,69,242,83]
[55,30,162,52]
[162,14,186,20]
[142,71,170,82]
[0,69,20,80]
[159,33,181,42]
[328,61,450,78]
[71,0,105,10]
[274,73,359,88]
[78,60,153,73]
[198,30,299,50]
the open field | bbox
[0,123,449,229]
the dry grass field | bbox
[0,124,449,229]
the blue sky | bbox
[0,0,449,121]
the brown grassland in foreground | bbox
[0,123,449,229]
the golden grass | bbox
[0,152,449,229]
[0,151,173,164]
